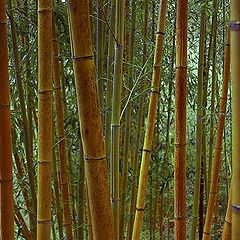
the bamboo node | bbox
[230,21,240,31]
[37,161,52,164]
[72,55,93,61]
[175,65,187,69]
[136,207,145,211]
[203,231,210,235]
[111,124,120,128]
[174,143,186,148]
[150,87,160,94]
[54,87,61,91]
[142,148,151,153]
[231,203,240,213]
[0,103,10,109]
[38,8,52,13]
[224,219,231,224]
[84,155,106,162]
[156,31,165,36]
[37,219,51,224]
[38,89,54,94]
[0,177,13,183]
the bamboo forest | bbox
[1,0,240,239]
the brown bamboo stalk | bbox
[0,1,15,239]
[68,0,114,239]
[174,0,188,238]
[37,0,53,238]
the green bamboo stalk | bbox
[127,1,149,239]
[105,0,116,169]
[110,0,125,238]
[7,0,37,217]
[202,27,230,240]
[208,0,218,199]
[190,1,206,239]
[119,1,137,239]
[52,18,73,240]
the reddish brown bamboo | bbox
[0,1,15,239]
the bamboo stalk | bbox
[110,0,125,238]
[119,1,136,239]
[190,2,206,238]
[37,0,53,238]
[52,18,73,240]
[202,27,230,240]
[231,0,240,237]
[174,0,188,238]
[127,1,149,238]
[68,0,114,239]
[7,0,37,217]
[0,1,15,239]
[222,190,231,240]
[132,1,168,239]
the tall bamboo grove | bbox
[0,1,14,239]
[174,0,188,238]
[231,0,240,238]
[132,1,168,239]
[37,0,53,239]
[68,0,114,239]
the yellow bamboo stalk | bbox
[174,0,188,238]
[37,0,53,238]
[202,27,230,240]
[0,1,15,239]
[230,0,240,238]
[132,1,168,239]
[68,0,114,239]
[52,18,73,240]
[222,190,231,240]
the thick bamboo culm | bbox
[67,0,114,239]
[231,0,240,238]
[202,27,230,240]
[0,1,15,239]
[37,0,53,238]
[52,18,73,240]
[174,0,188,238]
[132,1,168,239]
